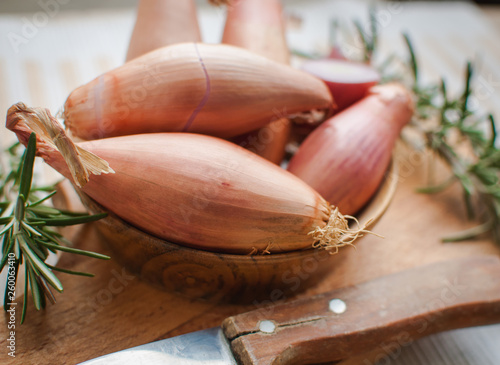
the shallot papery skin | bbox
[223,0,291,164]
[126,0,201,61]
[63,43,332,141]
[77,134,330,254]
[288,83,414,215]
[7,103,369,255]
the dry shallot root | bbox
[7,103,371,255]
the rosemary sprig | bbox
[400,35,500,244]
[1,133,109,323]
[361,13,500,243]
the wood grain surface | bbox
[1,143,500,365]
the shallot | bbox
[293,58,380,142]
[126,0,201,61]
[63,43,332,140]
[222,0,290,164]
[288,83,414,215]
[301,58,380,112]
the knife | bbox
[80,256,500,365]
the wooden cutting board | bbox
[2,146,500,365]
[1,1,500,364]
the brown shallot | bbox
[222,0,291,164]
[63,43,332,141]
[8,103,368,255]
[126,0,202,61]
[287,83,414,215]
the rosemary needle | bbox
[0,133,110,323]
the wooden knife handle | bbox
[222,256,500,365]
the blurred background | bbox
[0,0,500,12]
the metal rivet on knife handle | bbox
[219,258,500,365]
[329,298,347,314]
[258,320,276,333]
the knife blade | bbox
[80,327,235,365]
[79,256,500,365]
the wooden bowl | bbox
[77,160,398,304]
